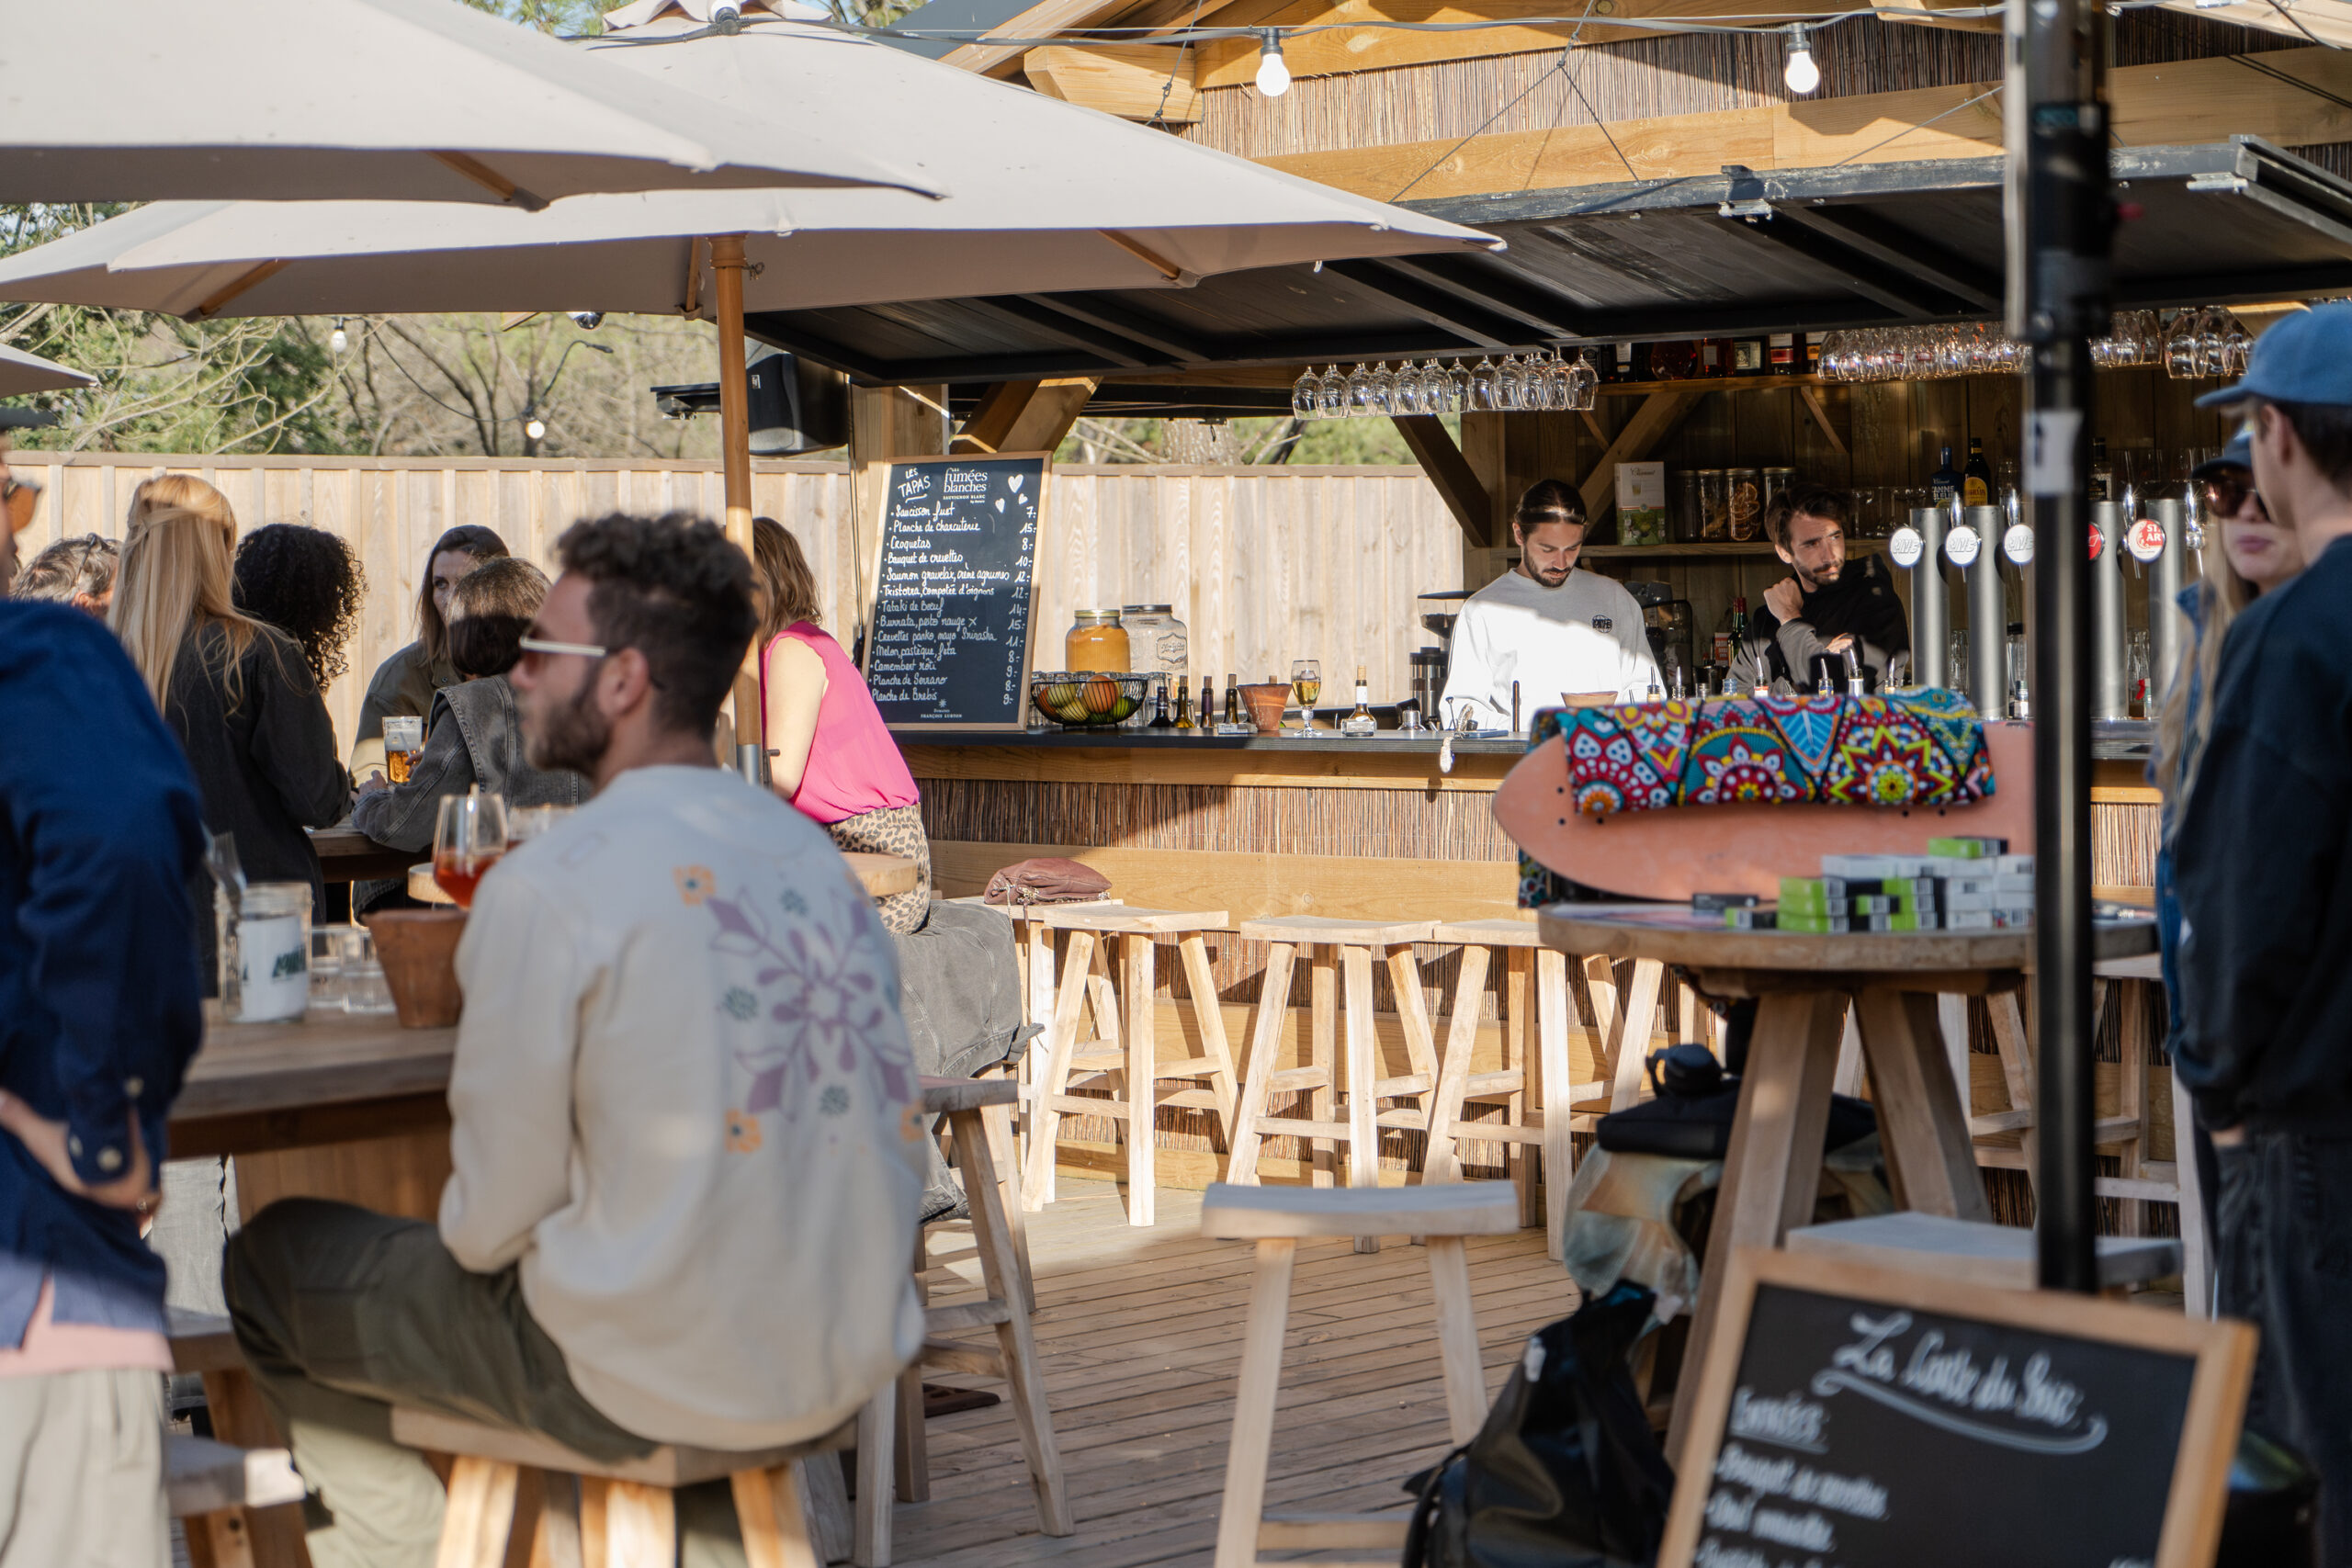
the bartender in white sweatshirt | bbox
[1440,479,1661,730]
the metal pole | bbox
[1965,504,2007,718]
[1909,505,1951,688]
[2148,497,2188,701]
[2010,0,2109,1294]
[2088,501,2130,721]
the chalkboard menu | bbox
[864,453,1045,730]
[1664,1250,2252,1568]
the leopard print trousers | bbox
[829,803,933,934]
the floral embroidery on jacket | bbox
[674,864,715,905]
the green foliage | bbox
[455,0,607,34]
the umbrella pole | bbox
[711,232,764,768]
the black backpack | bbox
[1400,1285,1676,1568]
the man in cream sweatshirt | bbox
[224,513,926,1568]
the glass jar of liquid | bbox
[1065,609,1131,673]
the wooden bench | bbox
[1787,1211,2183,1291]
[1202,1182,1521,1568]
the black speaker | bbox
[746,350,848,456]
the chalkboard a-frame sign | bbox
[1661,1248,2255,1568]
[863,452,1047,732]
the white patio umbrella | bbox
[0,4,1498,740]
[0,344,94,399]
[0,0,933,205]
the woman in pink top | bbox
[753,518,931,932]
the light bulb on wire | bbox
[1783,27,1819,95]
[525,412,547,443]
[328,320,349,355]
[1254,30,1290,97]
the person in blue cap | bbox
[2176,300,2352,1556]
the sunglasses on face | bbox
[2200,472,2267,521]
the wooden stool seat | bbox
[1025,907,1236,1226]
[1204,1183,1507,1568]
[390,1406,846,1489]
[1787,1213,2183,1292]
[168,1307,243,1374]
[1226,919,1442,1252]
[169,1431,305,1568]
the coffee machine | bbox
[1408,590,1472,727]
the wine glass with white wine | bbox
[1290,659,1323,731]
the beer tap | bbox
[1439,702,1477,776]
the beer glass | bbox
[382,716,424,784]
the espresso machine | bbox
[1408,590,1471,728]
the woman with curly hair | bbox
[232,524,366,692]
[349,524,508,781]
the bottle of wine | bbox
[1611,341,1637,383]
[1148,678,1175,728]
[1173,677,1194,731]
[1340,667,1377,737]
[2089,436,2113,503]
[1199,675,1216,729]
[1962,437,1992,507]
[1768,332,1800,376]
[1224,674,1241,728]
[1929,445,1961,506]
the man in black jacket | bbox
[2177,302,2352,1559]
[1747,486,1910,691]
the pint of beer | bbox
[383,716,424,784]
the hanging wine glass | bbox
[1291,366,1321,419]
[1392,360,1425,417]
[2223,312,2252,377]
[1316,365,1347,419]
[1568,351,1599,412]
[1496,355,1527,412]
[1414,360,1448,415]
[1341,362,1374,415]
[1447,359,1473,412]
[2198,309,2228,378]
[1467,355,1499,412]
[1364,362,1396,415]
[2162,310,2199,378]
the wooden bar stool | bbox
[1420,919,1621,1261]
[1203,1182,1520,1568]
[1023,905,1236,1225]
[1225,918,1439,1250]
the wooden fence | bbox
[15,452,1462,754]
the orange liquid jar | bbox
[1065,609,1131,672]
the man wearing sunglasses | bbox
[223,513,927,1566]
[2176,302,2352,1558]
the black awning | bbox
[744,136,2352,390]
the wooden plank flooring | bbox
[905,1179,1577,1568]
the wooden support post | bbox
[1577,389,1703,521]
[848,383,949,652]
[1394,414,1494,547]
[950,377,1098,457]
[711,233,761,754]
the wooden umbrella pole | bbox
[710,232,763,758]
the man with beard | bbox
[1440,479,1660,730]
[222,513,927,1568]
[1746,486,1909,692]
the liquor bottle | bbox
[1804,333,1823,374]
[1148,678,1175,728]
[1648,340,1699,380]
[1172,678,1195,730]
[1713,595,1750,671]
[1768,332,1800,376]
[1223,674,1241,728]
[1929,445,1961,507]
[1340,667,1377,737]
[1610,341,1637,383]
[1962,437,1993,507]
[2088,437,2113,503]
[1199,675,1216,728]
[1732,338,1766,375]
[1699,338,1726,378]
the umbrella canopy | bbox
[0,0,933,206]
[0,344,94,400]
[0,14,1494,320]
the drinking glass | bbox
[1568,352,1599,412]
[433,789,508,909]
[1421,360,1455,414]
[507,803,574,846]
[1291,367,1321,419]
[1371,363,1401,414]
[1346,363,1379,416]
[1315,366,1347,419]
[1467,355,1500,412]
[337,927,396,1015]
[2222,313,2252,377]
[1451,359,1476,411]
[382,716,424,784]
[2162,310,2200,378]
[309,924,348,1011]
[1495,355,1527,412]
[1290,659,1322,729]
[1392,361,1425,416]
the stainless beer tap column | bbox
[1962,504,2008,719]
[1894,504,1951,689]
[2088,500,2130,721]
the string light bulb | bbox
[1254,30,1290,97]
[525,412,547,443]
[1783,27,1819,95]
[328,319,348,355]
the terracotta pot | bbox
[364,908,467,1028]
[1239,682,1292,732]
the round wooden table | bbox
[408,849,919,906]
[1536,904,2157,1458]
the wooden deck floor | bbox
[904,1179,1577,1568]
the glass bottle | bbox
[1200,675,1216,728]
[1769,332,1800,376]
[1962,437,1992,508]
[1148,678,1175,728]
[1065,609,1130,672]
[1928,446,1961,507]
[1340,666,1377,737]
[1223,674,1241,728]
[1173,679,1194,731]
[1611,341,1637,383]
[2089,437,2114,503]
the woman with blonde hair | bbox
[111,475,345,987]
[752,515,930,932]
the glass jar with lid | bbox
[1119,604,1188,728]
[1726,467,1763,541]
[219,881,312,1023]
[1065,609,1131,673]
[1698,469,1730,540]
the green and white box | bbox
[1616,461,1668,547]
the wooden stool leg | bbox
[1227,942,1297,1186]
[979,1089,1033,1316]
[1855,987,1992,1224]
[1123,932,1159,1227]
[1023,930,1097,1209]
[2173,1067,2213,1318]
[1668,988,1848,1465]
[602,1481,675,1568]
[1180,932,1241,1135]
[1535,947,1574,1263]
[530,1472,585,1568]
[952,1108,1073,1536]
[2118,980,2151,1237]
[1423,1236,1489,1444]
[797,1456,854,1563]
[1212,1237,1297,1568]
[1606,961,1664,1112]
[198,1366,305,1568]
[1309,945,1339,1189]
[737,1462,822,1568]
[1423,944,1491,1186]
[895,1228,930,1504]
[1385,943,1442,1124]
[854,1386,895,1567]
[1340,944,1382,1253]
[1508,948,1538,1225]
[435,1456,519,1568]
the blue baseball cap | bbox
[2198,303,2352,409]
[2190,431,2253,480]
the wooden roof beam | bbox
[1024,43,1200,120]
[952,377,1102,454]
[1395,415,1495,546]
